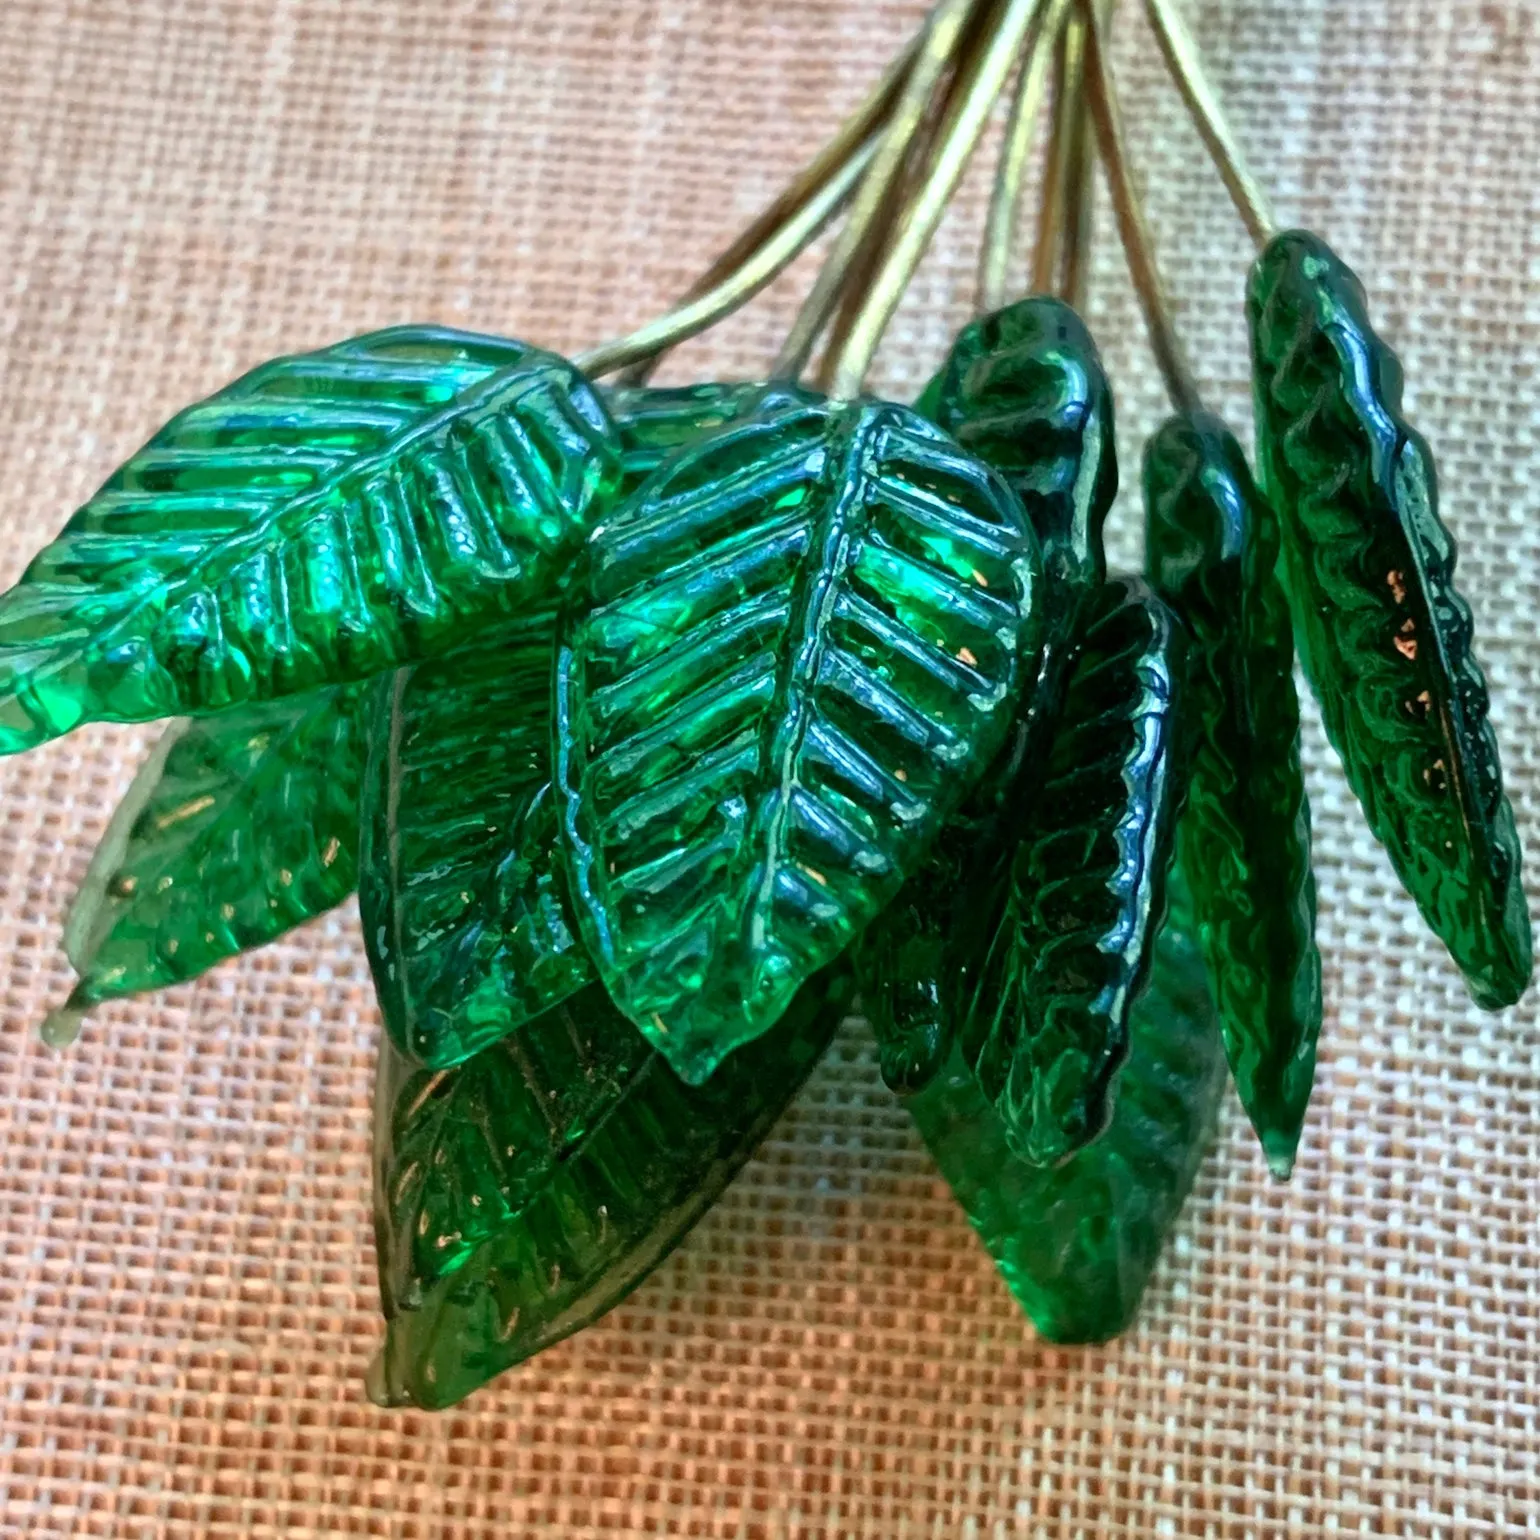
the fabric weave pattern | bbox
[0,2,1536,1534]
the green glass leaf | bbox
[962,576,1187,1167]
[860,299,1120,1094]
[1145,411,1323,1178]
[607,382,767,497]
[0,326,621,755]
[358,617,591,1070]
[372,984,653,1318]
[920,295,1117,599]
[556,387,1044,1084]
[58,683,366,1024]
[855,875,957,1095]
[908,868,1225,1343]
[368,970,851,1411]
[1248,230,1531,1009]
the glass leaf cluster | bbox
[4,233,1529,1411]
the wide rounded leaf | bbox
[1146,411,1322,1177]
[1248,230,1530,1009]
[0,326,621,754]
[962,576,1187,1167]
[908,867,1225,1343]
[368,970,851,1411]
[358,618,591,1070]
[556,387,1044,1083]
[59,682,366,1019]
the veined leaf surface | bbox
[1248,230,1530,1009]
[860,299,1119,1093]
[0,326,620,754]
[908,868,1224,1343]
[1146,411,1322,1177]
[61,682,366,1010]
[963,576,1187,1167]
[369,971,850,1411]
[920,296,1117,599]
[359,618,591,1070]
[556,387,1043,1083]
[607,382,769,497]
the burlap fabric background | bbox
[1,1,1536,1534]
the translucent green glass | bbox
[357,618,591,1070]
[1145,411,1322,1178]
[607,381,769,496]
[859,298,1118,1094]
[908,869,1225,1343]
[369,970,851,1410]
[918,296,1117,599]
[962,576,1186,1167]
[1248,231,1531,1009]
[556,386,1044,1084]
[0,326,620,754]
[59,683,365,1023]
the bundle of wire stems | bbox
[576,0,1281,422]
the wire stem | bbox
[574,138,876,378]
[1082,0,1202,414]
[815,3,987,387]
[1029,12,1073,295]
[1054,5,1095,311]
[978,0,1073,313]
[611,26,924,385]
[824,0,1051,399]
[773,0,984,383]
[1144,0,1277,247]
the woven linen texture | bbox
[1,1,1537,1534]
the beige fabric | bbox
[0,0,1537,1533]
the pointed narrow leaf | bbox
[557,387,1044,1083]
[1146,411,1323,1178]
[61,683,366,1010]
[908,869,1225,1343]
[358,617,591,1070]
[860,301,1120,1091]
[963,576,1187,1167]
[368,971,851,1410]
[0,326,621,754]
[1248,230,1531,1008]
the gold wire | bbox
[573,138,876,378]
[610,27,925,385]
[1028,10,1076,295]
[772,0,984,382]
[815,0,1005,382]
[1144,0,1277,247]
[823,0,1052,399]
[977,0,1073,313]
[1082,0,1202,413]
[1054,5,1094,310]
